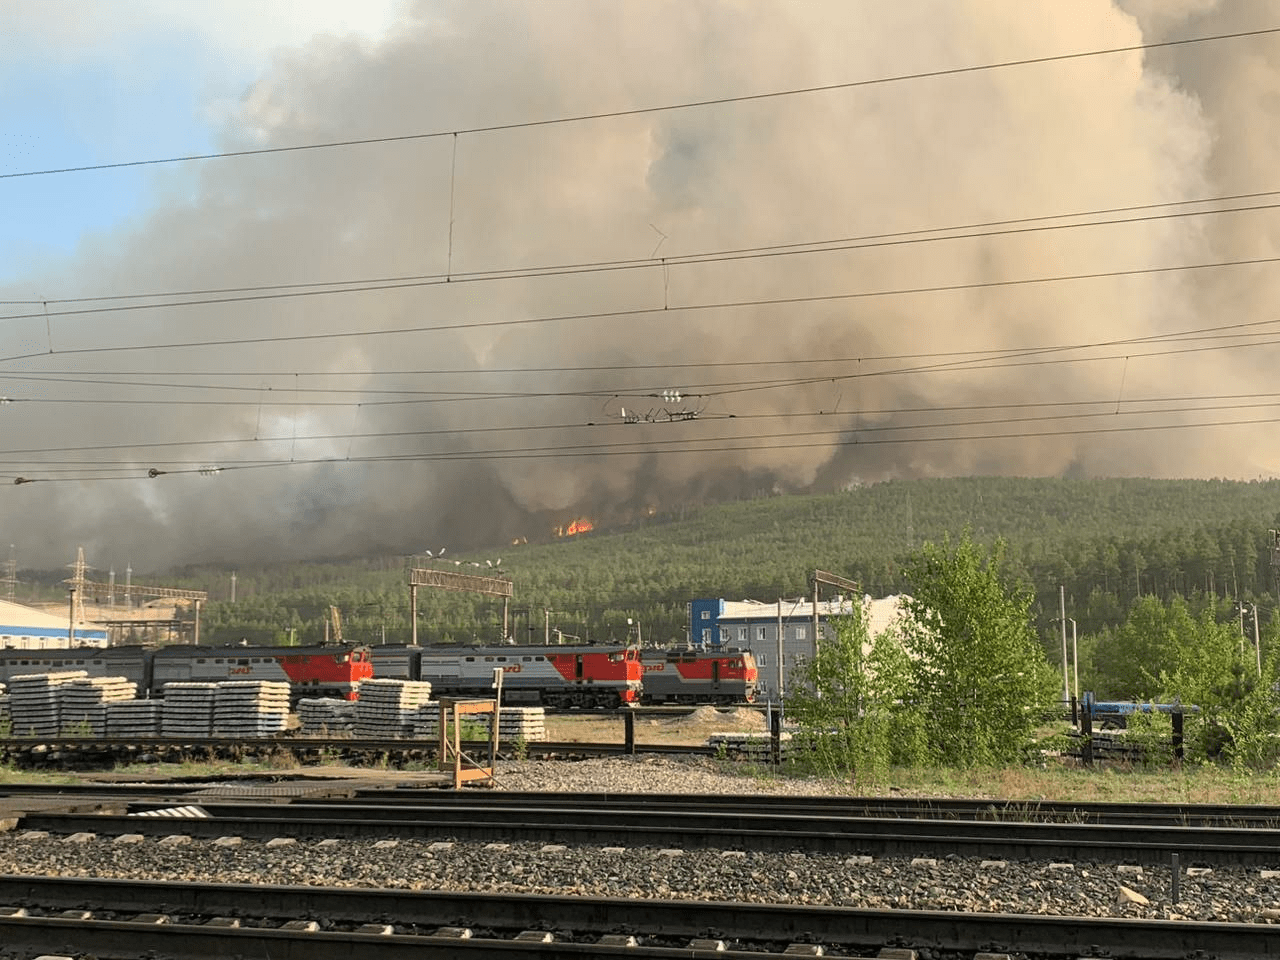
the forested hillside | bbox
[132,476,1280,648]
[20,477,1280,659]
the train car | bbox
[365,644,419,682]
[0,644,372,701]
[0,646,149,688]
[370,644,642,708]
[638,648,758,704]
[150,645,373,700]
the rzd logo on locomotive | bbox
[502,663,522,673]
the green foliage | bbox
[1092,596,1238,701]
[787,602,923,783]
[899,531,1058,767]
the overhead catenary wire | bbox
[8,187,1280,309]
[3,25,1277,181]
[9,408,1280,484]
[3,314,1280,411]
[5,251,1280,364]
[4,388,1280,466]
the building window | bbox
[701,628,712,643]
[794,625,807,640]
[757,653,767,667]
[757,626,767,641]
[738,627,747,642]
[700,610,710,620]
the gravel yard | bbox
[1,755,1279,923]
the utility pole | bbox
[1069,617,1078,703]
[776,598,785,703]
[67,587,76,646]
[1254,605,1262,678]
[230,570,237,604]
[1059,585,1069,706]
[410,583,418,646]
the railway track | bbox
[14,793,1280,866]
[0,875,1274,960]
[348,788,1280,828]
[0,735,714,775]
[5,781,1280,828]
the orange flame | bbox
[554,517,595,537]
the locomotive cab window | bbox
[522,656,532,661]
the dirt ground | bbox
[546,706,768,746]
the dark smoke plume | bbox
[0,0,1275,570]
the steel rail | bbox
[0,734,711,758]
[0,875,1274,960]
[178,798,1280,848]
[19,803,1280,865]
[5,783,1280,829]
[347,789,1280,827]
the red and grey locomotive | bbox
[637,648,758,704]
[369,643,642,708]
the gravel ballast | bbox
[0,756,1277,924]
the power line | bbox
[4,252,1280,363]
[9,310,1280,381]
[9,408,1280,484]
[10,187,1280,309]
[4,26,1277,181]
[3,314,1280,411]
[3,388,1280,466]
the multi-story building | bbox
[688,594,911,701]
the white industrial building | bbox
[689,594,912,702]
[0,598,108,649]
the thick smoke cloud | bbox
[0,0,1274,570]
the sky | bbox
[2,0,1280,573]
[0,0,403,280]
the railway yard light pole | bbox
[1240,602,1263,678]
[1068,618,1078,703]
[1058,586,1069,707]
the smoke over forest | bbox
[3,0,1279,570]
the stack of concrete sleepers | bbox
[355,679,433,738]
[705,731,794,761]
[106,699,162,738]
[212,680,290,737]
[414,703,546,742]
[8,671,86,737]
[161,682,218,738]
[61,676,138,736]
[297,698,356,735]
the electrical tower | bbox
[0,545,17,602]
[63,548,209,643]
